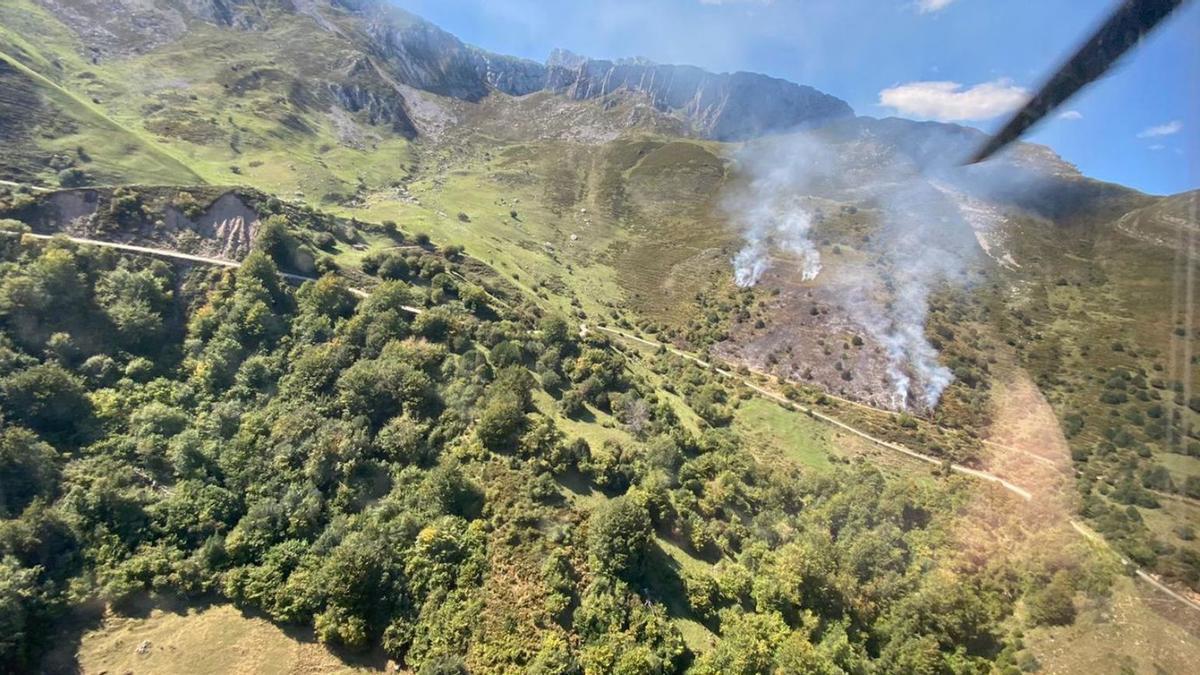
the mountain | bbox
[14,0,851,143]
[1,1,1198,668]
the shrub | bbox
[313,231,336,250]
[57,168,89,187]
[1027,572,1076,626]
[587,497,651,581]
[378,255,410,280]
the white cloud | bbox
[1149,144,1166,151]
[878,79,1029,122]
[1137,120,1182,138]
[1058,110,1083,121]
[917,0,957,13]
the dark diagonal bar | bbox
[969,0,1187,164]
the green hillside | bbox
[0,0,1198,672]
[0,50,202,186]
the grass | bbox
[0,0,412,193]
[733,397,834,471]
[0,48,202,186]
[43,601,380,674]
[1159,452,1200,482]
[1021,575,1200,675]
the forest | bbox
[0,225,1116,673]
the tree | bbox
[692,610,788,675]
[1027,571,1076,627]
[520,415,569,471]
[254,215,292,265]
[57,168,89,187]
[337,357,433,426]
[458,284,488,312]
[683,570,719,620]
[559,388,585,418]
[476,393,526,452]
[587,497,651,581]
[297,275,357,321]
[539,315,571,346]
[0,556,51,672]
[95,263,172,351]
[379,254,410,280]
[0,364,91,442]
[490,340,523,368]
[378,413,430,465]
[0,427,59,517]
[774,631,843,675]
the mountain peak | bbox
[534,48,854,140]
[351,6,853,140]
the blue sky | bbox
[394,0,1197,196]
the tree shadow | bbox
[38,598,105,675]
[643,541,708,627]
[556,470,597,500]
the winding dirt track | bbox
[0,179,50,192]
[16,232,422,312]
[585,323,1200,614]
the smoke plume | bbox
[728,135,837,286]
[725,129,985,410]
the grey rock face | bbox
[541,50,853,140]
[338,2,853,139]
[326,58,419,138]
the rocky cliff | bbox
[541,49,853,140]
[330,0,855,139]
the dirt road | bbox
[15,232,424,313]
[586,322,1200,614]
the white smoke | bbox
[725,129,983,410]
[732,195,822,286]
[727,136,834,287]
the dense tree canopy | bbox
[0,237,1112,672]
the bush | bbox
[1027,572,1076,626]
[0,364,91,442]
[378,254,410,280]
[313,231,336,250]
[57,168,89,187]
[1184,476,1200,500]
[314,255,338,275]
[587,497,651,581]
[361,252,383,275]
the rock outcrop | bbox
[334,1,853,139]
[541,50,854,140]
